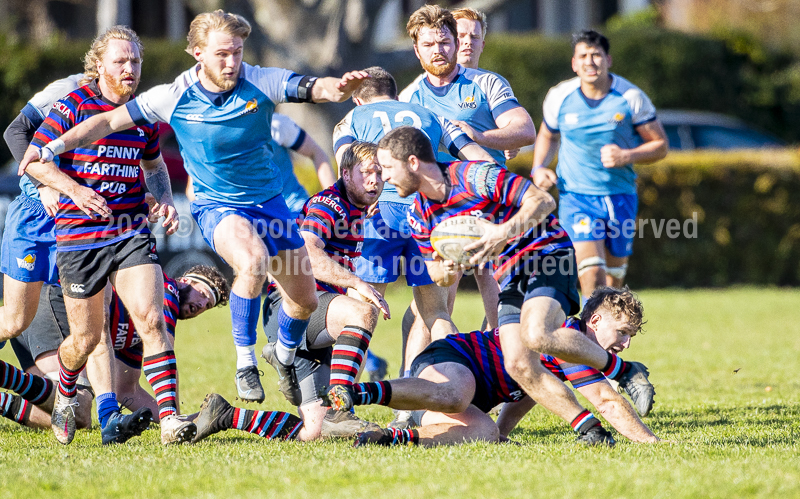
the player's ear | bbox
[607,54,612,69]
[353,96,363,106]
[193,46,204,62]
[408,155,420,172]
[413,43,421,60]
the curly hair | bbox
[180,265,230,308]
[80,26,143,86]
[580,286,645,333]
[406,4,458,45]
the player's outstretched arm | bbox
[141,155,180,235]
[577,380,659,443]
[465,186,556,266]
[18,106,135,174]
[457,142,495,162]
[452,107,536,152]
[297,134,336,189]
[531,122,559,189]
[311,71,370,103]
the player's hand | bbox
[451,120,483,143]
[365,201,380,219]
[354,281,390,320]
[37,186,60,217]
[532,167,557,190]
[336,71,370,94]
[156,199,180,235]
[18,147,42,176]
[601,144,630,168]
[465,218,507,266]
[70,185,111,219]
[144,193,160,223]
[504,148,520,160]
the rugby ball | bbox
[430,215,485,266]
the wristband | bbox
[40,138,65,163]
[531,164,548,174]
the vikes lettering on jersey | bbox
[16,254,35,271]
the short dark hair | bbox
[580,286,644,333]
[340,141,377,174]
[352,66,397,101]
[377,126,436,164]
[571,29,610,55]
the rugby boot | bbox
[321,409,381,438]
[160,414,197,445]
[261,342,302,406]
[192,393,235,443]
[353,429,394,447]
[102,407,153,445]
[235,366,266,403]
[617,361,656,416]
[576,425,616,447]
[325,385,356,412]
[51,391,78,445]
[387,409,415,430]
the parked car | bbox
[658,110,786,150]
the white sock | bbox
[236,345,257,370]
[275,341,297,366]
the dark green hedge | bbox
[507,151,800,288]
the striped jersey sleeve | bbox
[540,317,605,388]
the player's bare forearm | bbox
[458,143,495,162]
[496,396,536,438]
[59,106,135,156]
[26,159,83,198]
[142,157,174,204]
[579,381,659,443]
[302,233,362,290]
[499,188,556,240]
[473,107,536,151]
[311,71,369,103]
[532,123,559,169]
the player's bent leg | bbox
[0,278,43,341]
[413,284,457,342]
[574,240,608,300]
[191,393,303,444]
[326,295,379,388]
[416,405,500,446]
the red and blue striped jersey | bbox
[109,273,179,367]
[298,179,364,294]
[406,161,572,283]
[540,317,606,388]
[30,81,160,251]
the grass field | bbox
[1,285,799,498]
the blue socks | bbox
[96,392,120,429]
[230,292,261,348]
[277,305,307,350]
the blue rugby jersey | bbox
[19,74,83,200]
[128,62,315,206]
[31,81,159,251]
[332,100,474,205]
[406,161,571,282]
[400,66,521,164]
[542,74,657,196]
[298,179,364,294]
[540,317,606,388]
[271,113,310,214]
[109,273,179,367]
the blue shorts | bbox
[191,196,305,261]
[558,192,638,258]
[0,194,58,284]
[355,201,433,287]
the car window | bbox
[691,125,783,149]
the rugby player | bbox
[20,26,190,445]
[333,66,493,383]
[7,266,229,444]
[375,126,655,436]
[19,10,371,406]
[326,287,658,446]
[532,30,668,299]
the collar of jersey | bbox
[421,65,465,97]
[191,62,241,107]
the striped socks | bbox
[143,351,179,420]
[571,410,601,434]
[378,427,420,446]
[330,326,372,386]
[351,381,392,406]
[0,359,53,405]
[232,408,303,440]
[601,353,629,381]
[57,349,83,399]
[0,392,31,425]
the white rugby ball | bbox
[430,215,485,266]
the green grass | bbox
[1,285,799,498]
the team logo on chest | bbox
[458,95,477,109]
[607,112,625,125]
[236,98,259,117]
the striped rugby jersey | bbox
[31,81,160,251]
[406,161,572,282]
[298,179,364,294]
[109,272,179,367]
[332,99,474,205]
[444,321,606,411]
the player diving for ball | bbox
[372,126,655,447]
[325,286,658,447]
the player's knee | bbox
[436,387,471,414]
[503,351,536,385]
[232,251,268,279]
[73,332,102,356]
[136,308,166,338]
[284,293,318,319]
[351,300,379,331]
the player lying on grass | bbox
[3,265,229,444]
[191,142,387,443]
[324,286,658,447]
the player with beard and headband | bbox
[196,142,386,441]
[19,26,190,445]
[19,10,371,408]
[374,126,656,445]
